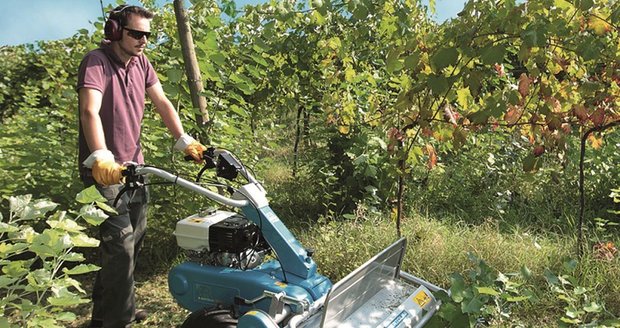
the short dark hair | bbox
[109,5,154,27]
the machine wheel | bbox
[180,308,238,328]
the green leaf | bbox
[565,307,584,319]
[404,53,420,70]
[480,45,506,65]
[55,311,77,322]
[62,252,86,262]
[167,69,183,84]
[71,233,99,248]
[601,319,620,326]
[436,301,468,327]
[20,200,58,221]
[0,242,28,257]
[75,186,106,204]
[461,295,484,313]
[572,286,587,295]
[386,48,403,73]
[583,301,602,313]
[353,154,368,165]
[9,194,32,215]
[468,110,490,124]
[428,75,449,95]
[79,205,108,226]
[47,217,84,233]
[2,260,30,278]
[560,317,581,324]
[577,0,593,10]
[563,258,578,273]
[520,265,532,279]
[95,201,117,215]
[449,273,467,302]
[210,52,227,66]
[544,269,560,285]
[27,269,52,289]
[522,154,541,172]
[62,264,100,275]
[521,24,547,47]
[506,295,530,302]
[432,47,458,71]
[0,275,17,288]
[250,53,269,67]
[476,286,500,296]
[353,3,368,20]
[0,222,19,233]
[47,294,89,307]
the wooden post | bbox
[173,0,209,125]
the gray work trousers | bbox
[85,177,149,328]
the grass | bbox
[297,212,620,326]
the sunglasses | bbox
[124,27,151,40]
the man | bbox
[76,5,205,327]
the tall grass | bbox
[294,211,620,325]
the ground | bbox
[67,272,189,328]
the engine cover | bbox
[174,210,238,251]
[208,214,260,253]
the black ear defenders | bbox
[104,5,130,41]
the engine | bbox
[173,210,269,269]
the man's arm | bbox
[79,88,106,152]
[79,87,123,185]
[147,81,206,162]
[146,81,184,140]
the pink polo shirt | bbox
[77,44,159,177]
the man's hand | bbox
[184,141,207,162]
[92,160,124,186]
[174,133,207,163]
[83,149,124,186]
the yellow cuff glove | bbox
[184,141,207,162]
[92,160,125,186]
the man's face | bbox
[118,13,151,58]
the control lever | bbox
[113,164,143,207]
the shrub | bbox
[0,186,109,327]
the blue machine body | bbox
[168,203,333,315]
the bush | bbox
[0,187,109,327]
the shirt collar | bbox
[100,42,138,68]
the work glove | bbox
[174,133,207,162]
[83,149,125,186]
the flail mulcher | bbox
[117,148,445,327]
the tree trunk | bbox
[173,0,209,126]
[293,106,304,177]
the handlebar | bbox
[134,166,250,208]
[185,147,257,184]
[114,149,258,208]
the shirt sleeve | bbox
[76,51,106,93]
[144,56,159,89]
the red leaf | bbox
[444,104,458,126]
[425,144,437,170]
[518,73,530,99]
[590,107,605,127]
[494,63,505,77]
[593,242,617,261]
[572,105,589,123]
[533,145,545,157]
[504,105,521,126]
[387,127,404,142]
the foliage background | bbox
[1,0,619,326]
